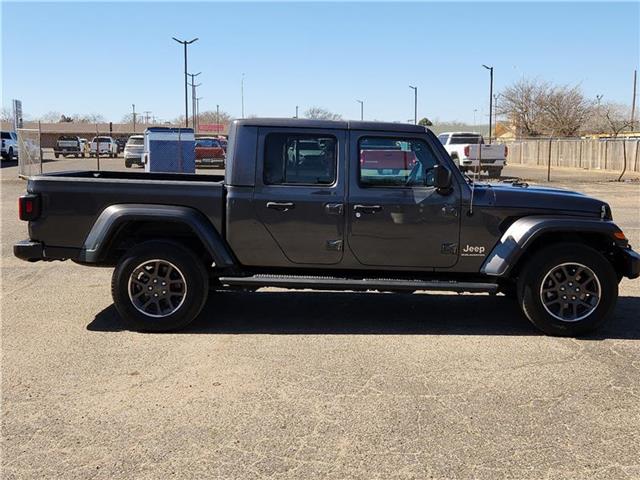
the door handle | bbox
[353,204,383,214]
[325,203,344,215]
[266,201,295,211]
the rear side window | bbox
[450,134,483,144]
[264,133,336,185]
[359,137,439,188]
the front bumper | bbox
[14,240,44,262]
[620,247,640,279]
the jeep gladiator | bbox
[14,119,640,335]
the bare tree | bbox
[497,78,548,137]
[304,106,343,121]
[599,104,634,181]
[539,84,592,137]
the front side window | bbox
[359,137,439,187]
[264,133,336,185]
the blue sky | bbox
[2,1,638,123]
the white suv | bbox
[1,131,18,160]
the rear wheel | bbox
[111,240,209,332]
[518,243,617,336]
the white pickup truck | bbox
[437,132,507,177]
[90,136,118,158]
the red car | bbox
[195,137,226,167]
[360,149,417,173]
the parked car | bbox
[115,137,127,153]
[54,135,83,158]
[438,132,507,177]
[14,118,640,336]
[360,138,418,174]
[195,137,226,167]
[90,136,118,157]
[124,135,145,168]
[1,130,18,160]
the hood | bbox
[484,183,607,216]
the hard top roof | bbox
[234,118,428,134]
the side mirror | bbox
[433,164,452,192]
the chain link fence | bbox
[16,128,42,178]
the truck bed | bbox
[26,170,226,253]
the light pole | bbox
[482,64,494,143]
[241,73,245,119]
[473,109,477,127]
[196,97,203,132]
[131,104,136,132]
[216,104,220,134]
[409,85,417,124]
[295,105,299,119]
[172,37,198,128]
[356,100,363,121]
[188,72,201,131]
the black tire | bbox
[517,243,618,336]
[125,160,131,168]
[111,240,209,332]
[54,152,59,158]
[8,147,14,159]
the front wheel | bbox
[518,243,618,336]
[111,240,209,332]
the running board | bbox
[218,274,499,293]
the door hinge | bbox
[326,239,343,251]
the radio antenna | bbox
[468,134,482,216]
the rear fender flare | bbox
[481,216,621,277]
[80,204,236,267]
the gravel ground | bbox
[2,158,640,479]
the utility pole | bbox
[295,105,299,119]
[241,73,245,119]
[131,104,136,133]
[473,109,478,127]
[172,37,198,128]
[632,69,637,131]
[409,86,417,124]
[483,64,494,143]
[143,111,151,124]
[356,100,364,121]
[196,97,203,132]
[187,72,201,131]
[216,104,220,134]
[493,94,499,138]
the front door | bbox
[253,128,346,265]
[347,133,461,268]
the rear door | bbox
[253,127,346,265]
[347,132,461,269]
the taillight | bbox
[504,145,509,157]
[18,194,41,221]
[464,146,470,157]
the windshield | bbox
[450,134,483,145]
[437,134,449,144]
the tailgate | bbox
[466,144,506,161]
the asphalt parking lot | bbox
[2,158,640,479]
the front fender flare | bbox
[481,216,621,277]
[79,204,236,267]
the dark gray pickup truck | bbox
[14,119,640,336]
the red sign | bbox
[199,123,225,132]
